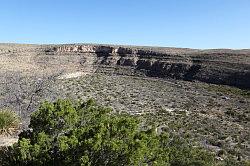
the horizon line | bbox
[0,42,249,50]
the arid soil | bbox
[0,43,249,160]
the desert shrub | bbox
[206,85,250,98]
[0,110,20,135]
[217,157,250,166]
[0,99,215,166]
[225,110,250,122]
[168,136,215,166]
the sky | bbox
[0,0,249,49]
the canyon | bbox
[0,43,250,160]
[51,44,250,89]
[1,43,249,89]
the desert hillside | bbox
[0,43,250,161]
[1,43,250,88]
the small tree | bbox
[0,99,215,166]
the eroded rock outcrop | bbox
[113,47,133,55]
[54,45,113,54]
[1,44,249,89]
[45,44,250,89]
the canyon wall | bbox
[46,44,250,89]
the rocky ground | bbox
[53,73,250,160]
[0,43,249,161]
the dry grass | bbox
[0,110,20,135]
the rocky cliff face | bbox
[47,44,250,89]
[1,44,249,89]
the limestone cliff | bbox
[47,44,250,89]
[1,44,249,89]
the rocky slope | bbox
[44,44,250,89]
[1,44,250,160]
[1,44,250,89]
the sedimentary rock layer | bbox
[48,44,250,89]
[1,43,250,89]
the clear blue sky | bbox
[0,0,249,48]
